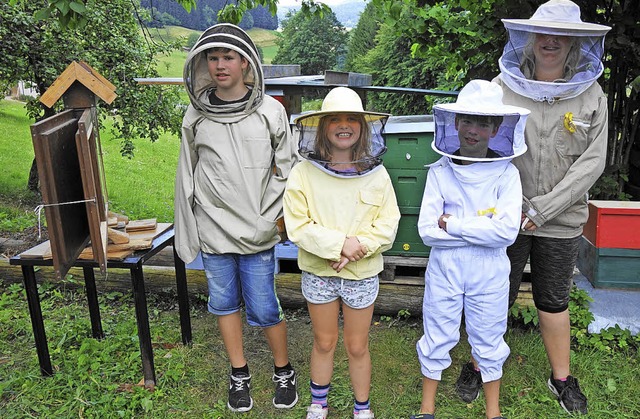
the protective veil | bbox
[294,87,389,178]
[498,0,610,102]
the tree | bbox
[584,0,640,200]
[272,9,348,75]
[370,0,639,200]
[17,0,329,29]
[0,0,184,190]
[343,1,382,73]
[353,23,437,116]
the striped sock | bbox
[354,398,370,415]
[310,380,330,408]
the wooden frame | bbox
[30,107,111,279]
[31,109,90,280]
[75,108,108,272]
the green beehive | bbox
[382,115,440,257]
[384,208,430,257]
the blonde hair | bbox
[519,35,581,81]
[314,113,372,170]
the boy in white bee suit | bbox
[410,80,530,419]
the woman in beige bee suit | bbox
[454,1,610,415]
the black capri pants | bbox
[507,234,581,313]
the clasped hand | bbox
[521,212,537,231]
[329,236,368,273]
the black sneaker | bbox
[272,368,298,408]
[455,362,482,403]
[409,414,435,419]
[228,372,253,412]
[547,373,588,414]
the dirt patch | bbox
[0,225,48,259]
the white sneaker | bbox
[354,409,375,419]
[306,403,329,419]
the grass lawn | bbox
[0,279,639,418]
[0,99,178,224]
[0,99,36,199]
[156,49,188,78]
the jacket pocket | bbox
[252,215,278,245]
[357,189,384,224]
[555,118,589,158]
[359,189,384,207]
[243,137,273,169]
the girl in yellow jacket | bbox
[284,87,400,419]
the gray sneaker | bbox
[228,372,253,412]
[547,373,588,414]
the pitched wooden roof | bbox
[40,61,117,108]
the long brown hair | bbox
[314,113,372,170]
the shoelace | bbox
[274,372,292,388]
[461,367,479,382]
[307,405,327,419]
[558,377,587,402]
[231,375,249,392]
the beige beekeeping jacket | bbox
[495,78,608,238]
[174,24,297,263]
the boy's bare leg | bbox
[218,311,246,367]
[419,377,439,414]
[263,320,290,367]
[483,379,501,419]
[539,309,571,379]
[342,304,375,402]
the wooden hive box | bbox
[577,236,640,289]
[582,200,640,249]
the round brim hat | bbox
[432,79,530,162]
[294,86,389,127]
[502,0,610,36]
[434,80,530,117]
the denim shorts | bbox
[301,271,379,309]
[201,249,284,327]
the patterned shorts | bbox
[301,271,379,309]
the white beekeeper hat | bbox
[498,0,611,102]
[502,0,610,36]
[432,80,530,162]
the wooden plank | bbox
[76,108,108,273]
[40,65,80,108]
[17,241,53,260]
[384,255,428,267]
[0,255,537,313]
[126,219,158,232]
